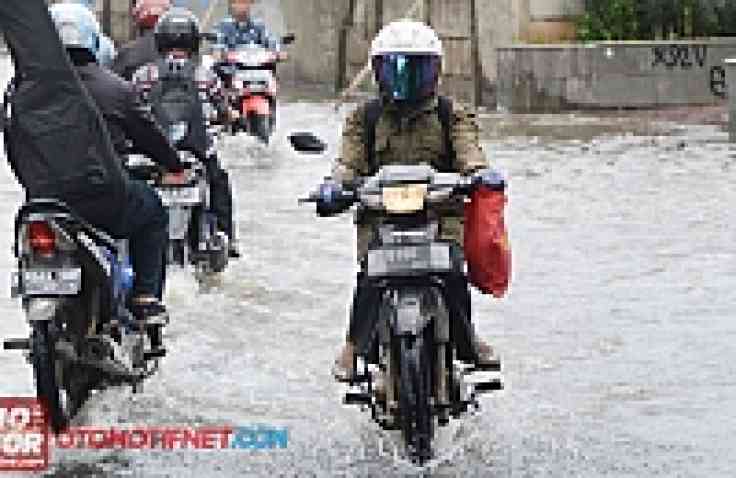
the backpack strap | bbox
[437,95,456,172]
[362,98,383,173]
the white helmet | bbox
[370,20,443,104]
[370,19,443,57]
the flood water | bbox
[0,56,734,477]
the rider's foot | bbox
[332,340,356,382]
[228,241,241,259]
[130,297,170,328]
[472,337,501,371]
[373,369,386,402]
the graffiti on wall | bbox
[710,66,726,97]
[651,44,729,97]
[651,44,707,69]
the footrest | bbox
[344,390,372,406]
[450,401,472,418]
[468,360,501,373]
[143,347,167,361]
[474,378,504,393]
[377,417,400,430]
[3,338,30,350]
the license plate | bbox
[367,243,451,277]
[236,70,271,83]
[14,268,82,296]
[157,187,200,207]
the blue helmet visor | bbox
[373,54,440,103]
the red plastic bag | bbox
[464,186,511,297]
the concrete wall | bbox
[334,0,524,106]
[272,0,526,103]
[273,0,347,87]
[527,0,582,43]
[477,0,523,106]
[527,20,577,43]
[530,0,583,19]
[497,41,736,112]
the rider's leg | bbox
[333,269,381,380]
[204,153,238,257]
[118,180,169,321]
[333,224,376,380]
[445,270,498,367]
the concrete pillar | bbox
[513,0,530,42]
[725,58,736,142]
[476,0,520,107]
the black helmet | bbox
[154,7,200,55]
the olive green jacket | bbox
[332,97,488,261]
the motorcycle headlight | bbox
[381,184,428,214]
[168,122,188,143]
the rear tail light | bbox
[27,221,56,256]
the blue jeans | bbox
[120,180,168,300]
[79,180,168,300]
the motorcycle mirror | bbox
[288,132,326,154]
[281,34,296,45]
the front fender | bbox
[390,287,444,337]
[242,96,270,116]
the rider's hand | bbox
[473,168,506,191]
[316,179,347,216]
[162,170,188,185]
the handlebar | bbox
[299,167,505,214]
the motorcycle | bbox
[4,199,162,433]
[293,133,503,464]
[131,59,230,284]
[209,34,294,144]
[126,127,229,285]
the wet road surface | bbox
[0,57,734,477]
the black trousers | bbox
[204,153,235,242]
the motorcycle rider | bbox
[326,20,501,380]
[133,7,239,258]
[42,3,184,323]
[212,0,286,124]
[213,0,286,60]
[112,0,171,81]
[57,0,117,68]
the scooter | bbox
[210,34,295,144]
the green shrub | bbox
[577,0,736,41]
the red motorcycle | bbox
[211,35,294,144]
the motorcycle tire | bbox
[398,333,434,465]
[31,320,69,433]
[248,114,271,145]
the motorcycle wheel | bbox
[31,321,69,433]
[398,333,434,465]
[248,114,271,145]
